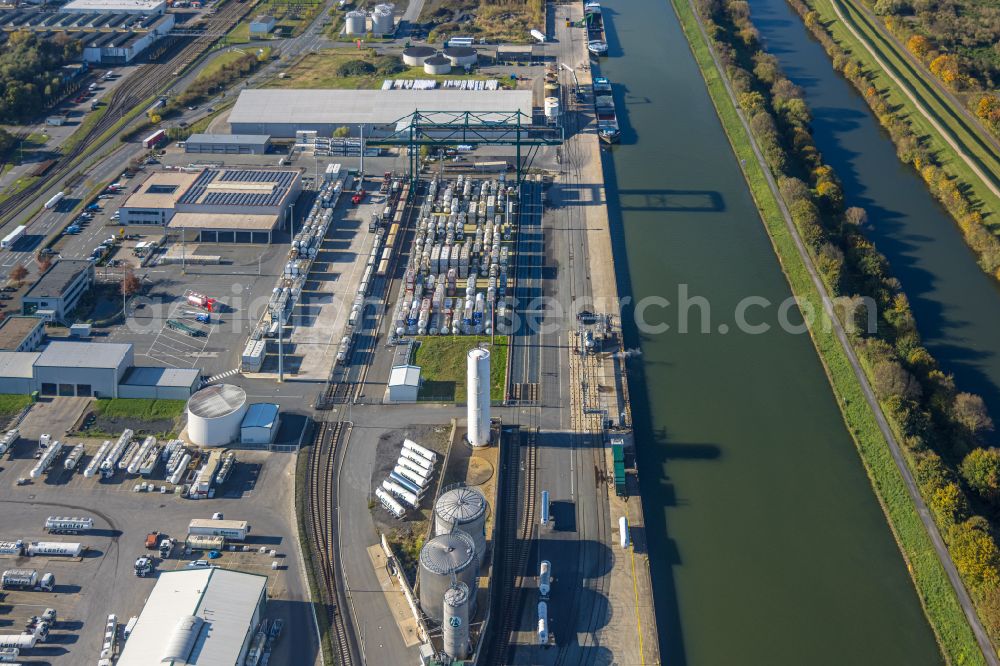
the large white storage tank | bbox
[418,532,478,624]
[345,10,366,34]
[402,45,435,67]
[435,485,488,565]
[186,384,248,447]
[423,54,452,75]
[443,46,478,67]
[371,3,394,34]
[466,348,490,446]
[442,582,471,659]
[544,96,560,119]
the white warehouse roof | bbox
[117,568,267,666]
[388,364,421,388]
[229,88,534,126]
[35,341,132,369]
[242,403,279,429]
[63,0,166,13]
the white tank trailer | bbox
[466,348,490,446]
[442,582,471,659]
[402,438,437,464]
[1,569,37,589]
[375,487,405,519]
[29,440,62,478]
[0,542,23,556]
[0,646,19,661]
[168,453,191,485]
[26,542,83,558]
[44,516,94,533]
[434,486,488,566]
[394,464,430,489]
[63,443,85,471]
[418,531,478,624]
[0,429,17,456]
[389,471,424,497]
[127,437,157,475]
[382,479,420,509]
[540,490,550,526]
[0,634,36,649]
[399,447,432,471]
[83,440,112,478]
[539,560,552,597]
[100,430,133,477]
[397,456,432,482]
[538,601,549,645]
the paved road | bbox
[686,0,1000,663]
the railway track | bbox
[481,425,537,665]
[305,420,360,665]
[0,0,256,227]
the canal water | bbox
[748,0,1000,426]
[597,0,943,662]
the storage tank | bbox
[371,3,394,34]
[423,54,452,75]
[442,582,470,659]
[443,46,478,67]
[435,485,488,565]
[466,348,490,446]
[402,45,435,67]
[544,96,560,119]
[26,541,83,557]
[186,384,248,447]
[418,532,477,623]
[345,10,366,34]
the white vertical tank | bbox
[467,348,490,446]
[345,10,366,34]
[544,97,560,119]
[434,485,488,565]
[442,582,470,659]
[372,3,394,34]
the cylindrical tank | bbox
[467,348,490,446]
[537,601,549,645]
[186,384,248,447]
[424,54,452,75]
[372,3,394,34]
[435,485,487,565]
[345,10,366,34]
[402,45,435,66]
[544,97,560,119]
[418,532,477,624]
[442,582,470,659]
[443,46,478,67]
[26,541,83,557]
[539,560,551,596]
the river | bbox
[597,0,943,662]
[747,0,1000,426]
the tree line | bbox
[0,31,82,123]
[699,0,1000,642]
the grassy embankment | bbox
[230,0,323,43]
[93,398,186,421]
[412,335,508,403]
[0,394,32,417]
[671,0,984,661]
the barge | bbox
[593,77,620,143]
[585,2,608,56]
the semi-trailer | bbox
[44,516,94,533]
[375,487,405,519]
[29,440,62,479]
[187,519,249,541]
[0,634,36,649]
[62,443,85,470]
[402,438,437,464]
[185,534,225,550]
[0,429,18,455]
[1,570,37,589]
[127,436,157,475]
[100,430,133,477]
[26,542,83,558]
[399,447,433,471]
[382,479,420,508]
[43,192,65,210]
[83,440,113,478]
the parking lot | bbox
[0,428,317,665]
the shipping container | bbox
[187,518,249,541]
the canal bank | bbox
[596,0,945,664]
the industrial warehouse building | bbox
[0,341,201,398]
[22,259,95,322]
[119,168,302,243]
[185,133,271,155]
[0,316,45,352]
[117,568,268,666]
[228,88,535,138]
[63,0,167,15]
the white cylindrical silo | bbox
[435,485,488,565]
[372,3,394,34]
[423,55,452,75]
[402,45,435,67]
[186,384,248,447]
[345,10,367,34]
[467,348,490,446]
[418,532,478,624]
[544,97,560,119]
[442,582,470,659]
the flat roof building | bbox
[229,88,534,137]
[117,568,267,666]
[240,402,279,446]
[387,364,420,403]
[34,340,133,398]
[0,316,45,352]
[120,168,301,243]
[119,366,201,400]
[22,259,94,322]
[63,0,167,15]
[185,133,271,155]
[0,351,39,395]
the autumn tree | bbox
[953,392,994,439]
[976,94,1000,135]
[36,253,52,272]
[948,517,1000,589]
[845,206,868,227]
[960,448,1000,505]
[872,359,921,401]
[929,54,960,86]
[8,265,27,286]
[121,269,140,301]
[906,35,931,61]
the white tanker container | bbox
[0,646,19,661]
[27,542,83,558]
[137,443,163,476]
[382,479,419,508]
[84,440,112,478]
[395,460,430,485]
[44,517,94,533]
[0,429,18,456]
[29,440,62,478]
[63,443,85,471]
[0,634,36,649]
[539,560,552,597]
[400,447,433,470]
[100,430,133,476]
[537,601,549,645]
[0,542,23,556]
[168,453,191,485]
[389,471,424,497]
[393,465,429,489]
[117,439,140,471]
[397,455,432,480]
[127,436,157,475]
[1,569,37,588]
[402,438,437,463]
[540,490,550,526]
[375,488,405,519]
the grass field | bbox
[413,336,508,403]
[195,49,254,82]
[230,0,322,42]
[818,0,1000,231]
[672,0,984,661]
[94,398,186,421]
[265,49,507,90]
[0,394,32,417]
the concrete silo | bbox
[371,3,394,34]
[466,348,490,446]
[344,10,366,34]
[435,485,488,565]
[186,384,247,447]
[443,46,478,68]
[442,582,471,659]
[418,532,478,624]
[402,45,435,67]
